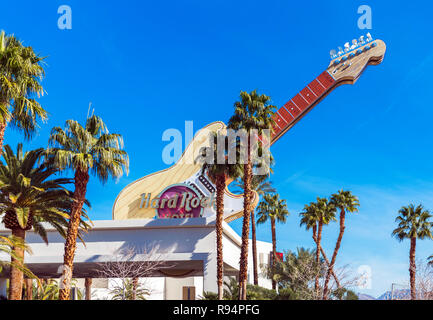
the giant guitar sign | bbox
[113,33,386,222]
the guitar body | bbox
[112,121,258,222]
[113,34,386,222]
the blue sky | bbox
[1,0,433,297]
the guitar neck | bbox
[270,70,336,145]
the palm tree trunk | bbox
[239,141,252,300]
[0,121,6,155]
[313,225,341,288]
[271,217,277,290]
[251,209,258,286]
[25,278,33,300]
[215,174,226,300]
[131,277,138,300]
[315,220,323,299]
[409,237,417,300]
[323,208,346,300]
[9,227,26,300]
[312,224,318,281]
[312,235,341,289]
[59,168,89,300]
[38,278,46,299]
[85,278,92,300]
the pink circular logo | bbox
[157,185,202,218]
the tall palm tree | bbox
[199,132,242,299]
[322,190,359,300]
[0,144,89,300]
[0,31,48,151]
[234,174,275,285]
[392,204,433,300]
[256,193,289,290]
[299,202,341,295]
[228,90,276,299]
[48,114,129,300]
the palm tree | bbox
[199,132,242,299]
[48,114,129,300]
[300,198,336,298]
[227,90,276,299]
[299,202,320,295]
[249,176,275,286]
[322,190,359,300]
[257,193,289,290]
[234,174,275,285]
[428,255,433,266]
[0,31,48,151]
[392,204,433,300]
[299,202,340,296]
[110,278,149,300]
[223,277,240,300]
[31,278,83,300]
[0,234,35,299]
[0,144,89,300]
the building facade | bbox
[0,218,273,300]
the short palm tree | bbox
[48,114,129,300]
[199,131,242,299]
[257,193,289,290]
[110,278,149,300]
[323,190,359,299]
[31,278,82,300]
[392,204,433,300]
[0,144,89,300]
[0,31,48,151]
[228,90,276,299]
[428,255,433,266]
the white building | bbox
[0,218,273,300]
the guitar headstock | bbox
[327,33,386,84]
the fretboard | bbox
[270,70,336,144]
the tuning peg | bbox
[359,35,365,44]
[366,32,373,42]
[344,42,350,52]
[337,46,344,56]
[351,39,358,49]
[330,49,337,59]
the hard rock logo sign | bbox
[139,183,216,219]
